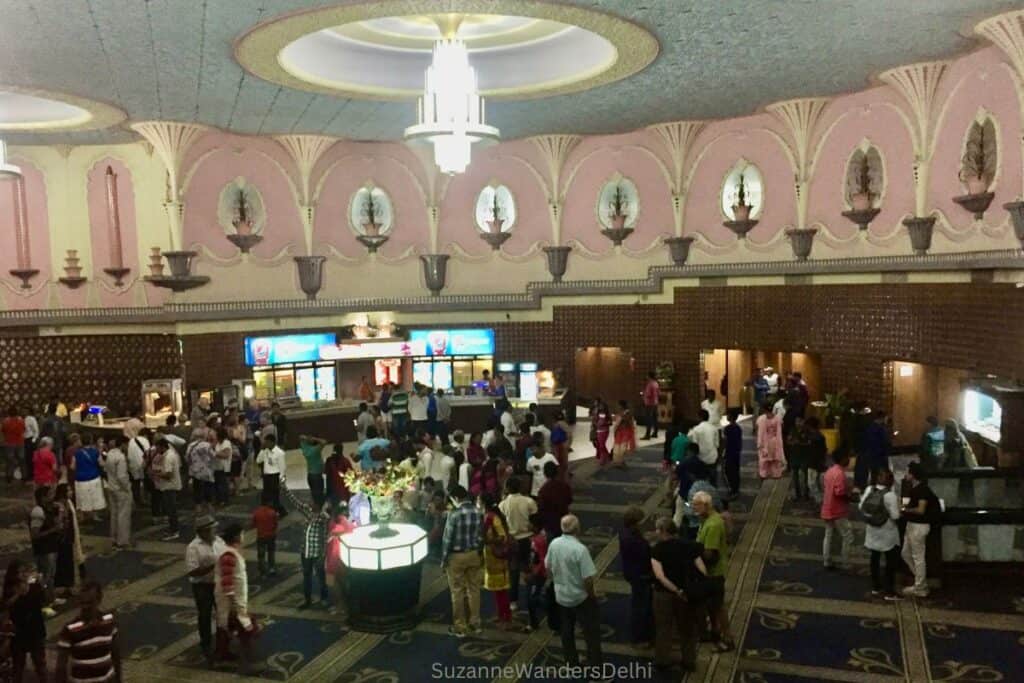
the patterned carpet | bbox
[1,428,1022,682]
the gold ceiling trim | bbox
[234,0,659,102]
[0,84,127,132]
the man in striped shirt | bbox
[56,580,121,683]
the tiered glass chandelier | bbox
[0,139,22,179]
[404,22,499,175]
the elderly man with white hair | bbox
[693,490,735,652]
[544,514,603,669]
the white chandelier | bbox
[404,34,499,174]
[0,139,22,179]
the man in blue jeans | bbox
[283,483,330,608]
[545,514,603,669]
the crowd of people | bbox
[0,366,961,679]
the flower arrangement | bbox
[343,463,416,499]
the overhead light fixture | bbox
[0,139,22,180]
[404,16,499,174]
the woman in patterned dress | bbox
[756,403,786,480]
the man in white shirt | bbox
[524,414,551,453]
[153,439,182,540]
[355,403,375,444]
[419,437,455,492]
[525,433,558,496]
[185,515,225,663]
[773,395,788,419]
[126,431,150,506]
[498,478,538,611]
[764,367,780,395]
[408,386,429,436]
[104,436,133,548]
[687,409,720,467]
[701,390,724,427]
[498,401,518,437]
[255,433,287,516]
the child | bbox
[525,513,549,631]
[722,409,743,499]
[251,493,279,577]
[325,504,356,608]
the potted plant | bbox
[361,190,382,237]
[231,188,254,236]
[486,191,504,234]
[342,463,416,538]
[960,123,993,195]
[732,173,751,221]
[850,154,875,211]
[820,390,850,453]
[655,360,676,390]
[608,185,629,229]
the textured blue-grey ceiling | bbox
[0,0,1018,145]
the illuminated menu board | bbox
[244,333,337,366]
[408,329,495,357]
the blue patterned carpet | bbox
[1,424,1021,682]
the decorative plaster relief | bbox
[721,159,764,221]
[217,177,266,236]
[475,183,516,234]
[596,174,639,230]
[349,184,394,237]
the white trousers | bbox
[108,488,133,546]
[901,522,930,591]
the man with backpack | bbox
[858,468,901,600]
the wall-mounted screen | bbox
[963,388,1002,443]
[244,333,337,366]
[409,329,495,357]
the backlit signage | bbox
[244,333,337,366]
[320,340,426,360]
[409,328,495,357]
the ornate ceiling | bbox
[0,0,1019,145]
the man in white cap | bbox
[185,514,225,665]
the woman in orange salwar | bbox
[611,400,637,467]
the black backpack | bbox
[861,486,890,527]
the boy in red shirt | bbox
[251,493,278,577]
[3,407,26,484]
[525,513,549,631]
[820,449,855,570]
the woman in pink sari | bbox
[756,403,785,479]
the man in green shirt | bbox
[670,431,690,463]
[389,385,409,438]
[694,491,734,652]
[299,435,327,506]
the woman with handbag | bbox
[481,493,514,629]
[649,516,709,671]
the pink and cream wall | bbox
[3,45,1024,313]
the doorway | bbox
[703,348,822,411]
[574,347,635,407]
[888,361,968,447]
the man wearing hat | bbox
[185,514,225,664]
